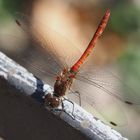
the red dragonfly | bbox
[1,9,140,126]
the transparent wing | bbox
[0,34,59,86]
[0,12,82,85]
[76,65,140,105]
[67,64,140,126]
[15,12,67,73]
[68,72,128,126]
[14,12,82,69]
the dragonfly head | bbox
[44,93,60,108]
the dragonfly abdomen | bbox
[71,9,110,73]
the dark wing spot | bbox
[75,91,79,93]
[125,101,133,105]
[15,20,21,27]
[110,121,117,126]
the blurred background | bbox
[0,0,140,139]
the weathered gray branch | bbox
[0,51,128,140]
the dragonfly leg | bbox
[75,91,81,106]
[70,89,81,106]
[50,98,63,116]
[63,97,75,119]
[62,101,74,119]
[50,99,75,119]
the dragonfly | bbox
[1,9,140,127]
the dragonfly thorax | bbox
[54,68,75,97]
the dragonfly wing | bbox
[0,34,60,86]
[76,65,140,105]
[14,12,82,69]
[68,76,128,126]
[15,12,67,70]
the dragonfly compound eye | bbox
[44,93,53,106]
[50,97,60,108]
[44,94,60,108]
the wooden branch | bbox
[0,51,128,140]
